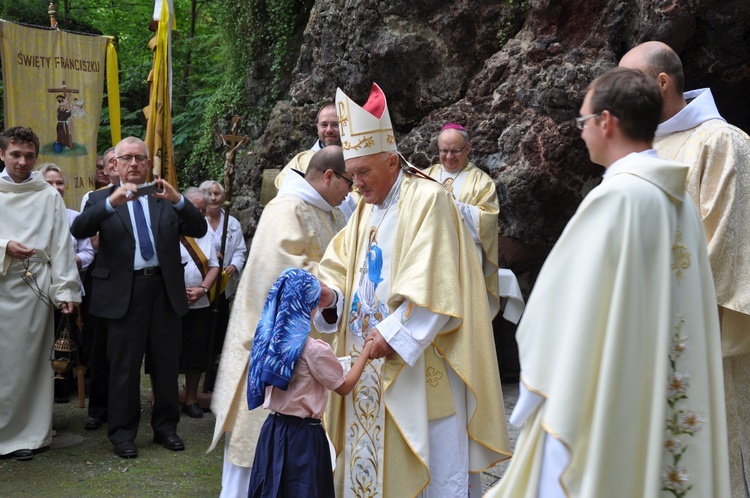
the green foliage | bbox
[186,0,308,182]
[497,0,529,49]
[0,0,226,183]
[0,0,58,28]
[0,0,310,188]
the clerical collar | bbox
[655,88,725,137]
[310,139,324,152]
[375,170,403,211]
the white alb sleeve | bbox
[376,301,449,366]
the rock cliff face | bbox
[231,0,750,296]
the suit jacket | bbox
[71,187,208,320]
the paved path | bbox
[482,381,519,492]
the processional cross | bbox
[219,115,250,202]
[202,115,249,393]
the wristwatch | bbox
[201,286,209,295]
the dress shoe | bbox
[182,402,204,419]
[10,449,33,461]
[84,416,104,430]
[114,441,137,459]
[153,433,185,451]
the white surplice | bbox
[0,173,81,455]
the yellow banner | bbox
[0,21,110,210]
[144,0,177,188]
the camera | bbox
[133,182,162,197]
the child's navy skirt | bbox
[248,412,335,498]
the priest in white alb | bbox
[0,126,81,461]
[314,83,510,497]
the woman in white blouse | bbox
[199,180,247,387]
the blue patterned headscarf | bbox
[247,268,322,410]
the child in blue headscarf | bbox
[246,268,373,498]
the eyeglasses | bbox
[333,171,354,189]
[317,121,339,129]
[438,143,468,155]
[116,154,148,164]
[575,113,602,130]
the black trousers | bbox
[105,273,181,445]
[87,316,109,420]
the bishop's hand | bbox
[365,328,394,359]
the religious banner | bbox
[0,21,114,209]
[144,0,177,187]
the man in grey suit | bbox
[71,137,207,458]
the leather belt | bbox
[133,267,161,276]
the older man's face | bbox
[95,156,108,186]
[187,196,208,215]
[345,152,399,205]
[103,151,119,183]
[114,141,150,185]
[438,129,470,173]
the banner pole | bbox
[48,3,58,29]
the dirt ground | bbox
[0,375,519,497]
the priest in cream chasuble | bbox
[488,67,728,498]
[314,83,510,497]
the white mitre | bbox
[335,82,397,161]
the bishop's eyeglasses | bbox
[438,143,468,156]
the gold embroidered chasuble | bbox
[209,192,345,466]
[423,161,500,317]
[656,120,750,320]
[488,156,729,497]
[318,173,510,497]
[656,117,750,497]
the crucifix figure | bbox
[48,80,80,149]
[219,115,250,203]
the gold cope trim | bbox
[540,420,573,498]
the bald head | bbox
[304,146,351,207]
[619,41,686,122]
[306,145,346,178]
[620,41,685,93]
